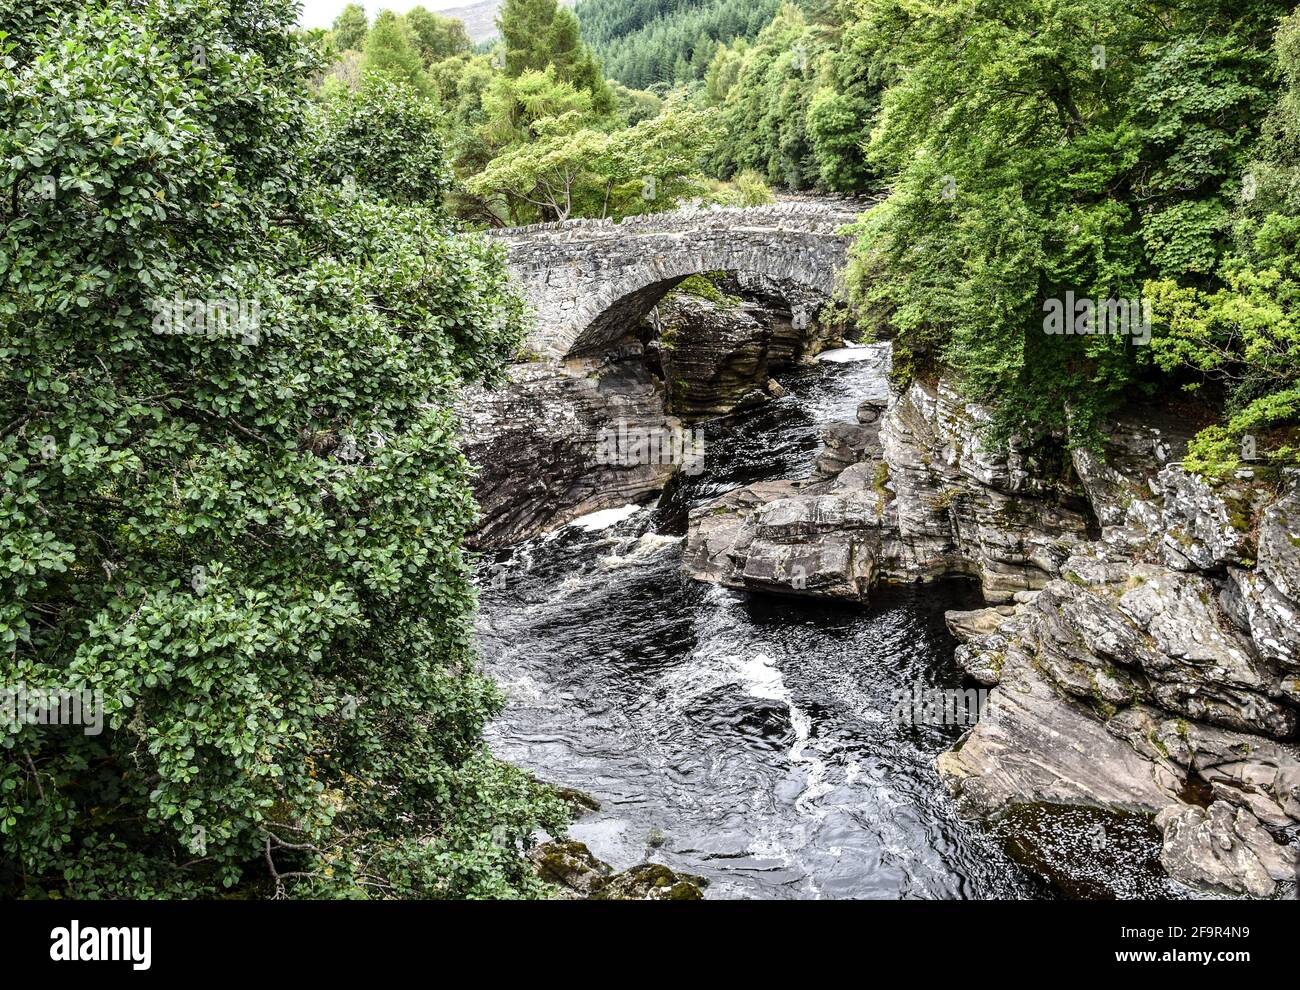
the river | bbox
[475,346,1176,899]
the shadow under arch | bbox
[565,258,840,358]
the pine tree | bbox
[364,9,431,96]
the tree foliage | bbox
[1148,10,1300,475]
[332,2,368,52]
[703,4,879,193]
[0,0,565,898]
[405,6,472,64]
[843,0,1292,451]
[498,0,613,113]
[363,9,433,97]
[467,97,722,223]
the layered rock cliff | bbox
[460,349,680,548]
[682,370,1300,897]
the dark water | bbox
[474,349,1175,899]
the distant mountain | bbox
[441,0,576,45]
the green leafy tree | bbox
[332,2,368,51]
[468,113,612,221]
[575,0,779,89]
[845,0,1288,445]
[467,99,720,223]
[404,7,472,65]
[317,74,451,205]
[0,0,565,898]
[499,0,614,112]
[703,4,877,191]
[1148,11,1300,476]
[609,80,662,126]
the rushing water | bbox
[475,347,1175,899]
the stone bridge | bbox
[488,199,864,359]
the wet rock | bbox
[551,784,601,816]
[947,605,1021,685]
[1258,489,1300,602]
[1143,715,1300,827]
[1116,572,1295,737]
[946,606,1016,641]
[878,380,1092,602]
[1226,567,1300,682]
[1156,801,1298,898]
[1069,414,1185,551]
[682,481,797,587]
[649,292,800,421]
[683,467,886,601]
[461,354,679,548]
[529,841,707,900]
[812,421,876,481]
[936,664,1182,818]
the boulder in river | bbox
[528,841,707,900]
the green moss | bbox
[928,486,963,512]
[872,461,891,511]
[670,273,741,307]
[1149,731,1171,759]
[1223,494,1255,533]
[990,650,1006,677]
[590,863,706,900]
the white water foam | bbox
[567,503,643,531]
[599,533,683,568]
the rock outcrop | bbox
[683,390,891,601]
[646,290,801,421]
[680,363,1300,897]
[879,380,1095,602]
[1156,802,1298,898]
[936,487,1300,897]
[683,376,1096,605]
[460,350,680,547]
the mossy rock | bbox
[528,840,610,895]
[590,863,708,901]
[551,784,602,817]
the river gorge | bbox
[462,212,1300,900]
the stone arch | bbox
[493,201,862,359]
[564,234,841,356]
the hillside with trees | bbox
[575,0,781,89]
